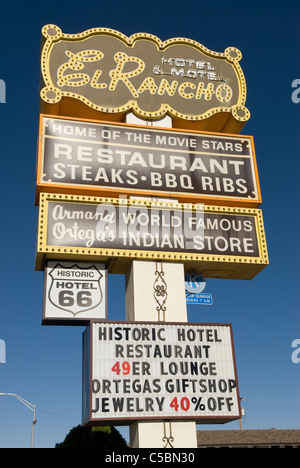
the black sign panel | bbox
[36,194,268,278]
[46,201,259,258]
[37,116,261,206]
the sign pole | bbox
[125,260,197,448]
[125,114,197,448]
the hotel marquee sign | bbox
[40,25,250,132]
[36,115,261,207]
[35,193,268,279]
[82,322,241,425]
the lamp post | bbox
[239,397,246,431]
[0,393,37,448]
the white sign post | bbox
[125,259,197,448]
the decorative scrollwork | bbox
[154,262,167,322]
[162,422,174,448]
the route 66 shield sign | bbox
[43,261,107,324]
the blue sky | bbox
[0,0,299,448]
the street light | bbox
[0,393,37,448]
[239,397,246,431]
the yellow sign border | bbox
[40,25,250,131]
[36,193,268,279]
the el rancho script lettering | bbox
[56,50,233,103]
[40,26,249,120]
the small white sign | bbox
[43,261,107,324]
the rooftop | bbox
[197,429,300,448]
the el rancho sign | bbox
[40,25,250,132]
